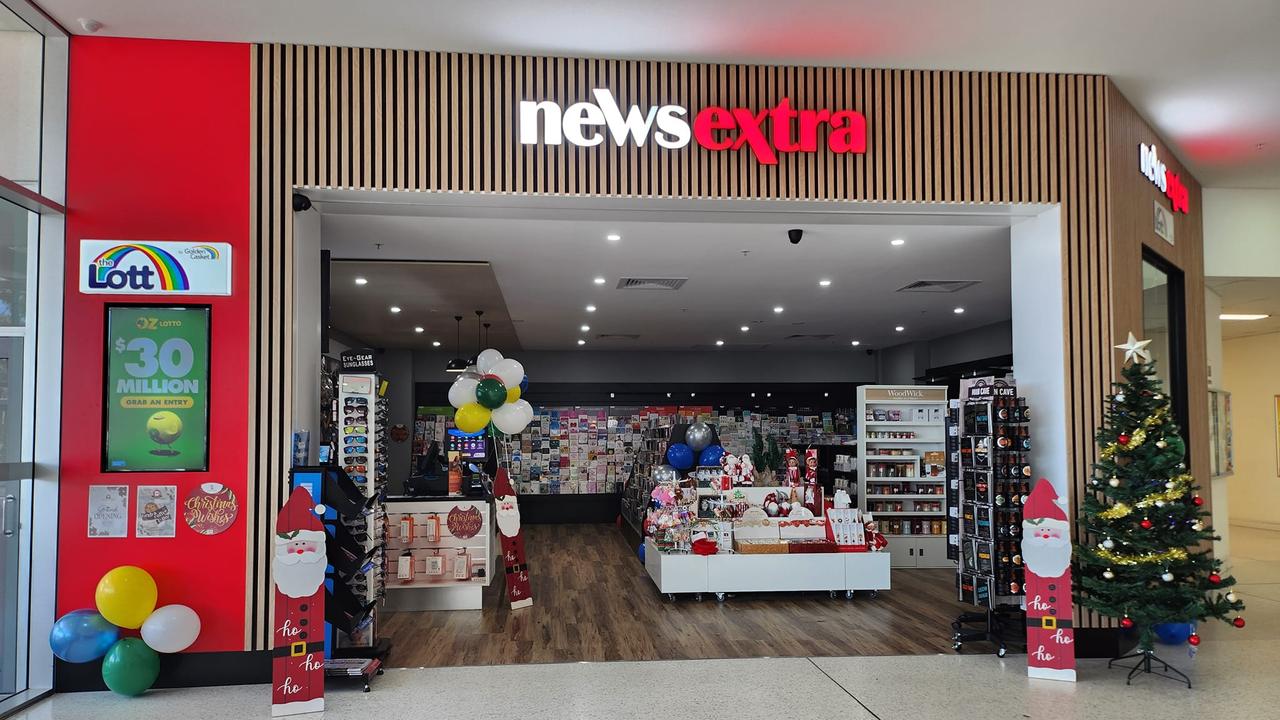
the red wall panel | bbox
[59,37,250,652]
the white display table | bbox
[644,539,891,602]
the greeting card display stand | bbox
[951,378,1029,657]
[290,465,390,692]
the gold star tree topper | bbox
[1115,332,1153,364]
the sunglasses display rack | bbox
[951,376,1028,657]
[335,372,389,651]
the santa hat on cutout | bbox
[276,485,326,546]
[1022,479,1068,524]
[493,467,516,497]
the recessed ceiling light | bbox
[593,277,606,285]
[577,339,586,345]
[580,325,591,332]
[891,238,906,246]
[824,392,829,397]
[851,340,861,346]
[751,392,756,398]
[606,233,621,241]
[414,326,424,333]
[740,325,749,332]
[818,279,832,287]
[586,305,597,312]
[895,325,905,332]
[390,306,402,313]
[354,277,368,285]
[432,340,441,347]
[1220,313,1270,320]
[666,392,672,398]
[766,392,772,397]
[954,307,965,314]
[715,339,725,346]
[610,392,615,398]
[690,393,696,397]
[773,306,784,314]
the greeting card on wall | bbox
[183,482,238,535]
[136,485,177,538]
[87,485,129,538]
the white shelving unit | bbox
[857,385,952,568]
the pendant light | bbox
[467,309,485,366]
[445,315,467,373]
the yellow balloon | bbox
[506,386,521,403]
[455,402,491,434]
[95,566,158,629]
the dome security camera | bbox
[292,192,313,212]
[788,228,804,245]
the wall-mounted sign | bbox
[103,305,211,472]
[1153,200,1175,245]
[184,482,239,535]
[519,89,866,165]
[80,240,232,295]
[1138,144,1189,214]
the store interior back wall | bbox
[1221,331,1280,529]
[59,36,251,653]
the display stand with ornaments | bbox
[642,422,889,602]
[1075,333,1245,687]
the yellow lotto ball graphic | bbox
[146,411,184,445]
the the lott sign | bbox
[80,240,232,295]
[1139,143,1190,214]
[519,89,866,165]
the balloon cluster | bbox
[665,421,726,470]
[448,348,534,435]
[50,565,201,696]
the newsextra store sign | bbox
[519,89,867,165]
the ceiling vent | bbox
[616,277,687,290]
[595,333,640,340]
[783,333,835,340]
[897,280,980,293]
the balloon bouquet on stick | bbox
[447,347,535,608]
[50,565,201,696]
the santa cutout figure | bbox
[272,486,327,716]
[493,469,533,609]
[1021,479,1077,682]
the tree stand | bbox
[1108,648,1191,688]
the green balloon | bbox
[101,638,160,697]
[475,377,508,410]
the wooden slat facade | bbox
[247,44,1202,649]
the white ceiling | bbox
[1208,276,1280,340]
[35,0,1280,188]
[317,199,1012,352]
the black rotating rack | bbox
[951,378,1029,657]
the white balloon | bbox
[492,402,530,434]
[513,399,534,423]
[489,358,525,389]
[475,348,504,374]
[447,377,478,409]
[140,604,201,654]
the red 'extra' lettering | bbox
[1164,170,1190,214]
[693,99,865,164]
[692,107,736,150]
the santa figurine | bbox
[784,448,801,487]
[494,469,533,609]
[802,448,821,514]
[864,515,888,552]
[737,455,755,486]
[1021,479,1077,681]
[719,454,738,492]
[272,486,327,717]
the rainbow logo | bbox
[189,245,221,260]
[91,244,190,291]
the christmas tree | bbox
[1075,333,1245,652]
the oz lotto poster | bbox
[104,306,211,472]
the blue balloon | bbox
[1153,622,1193,645]
[519,375,529,393]
[50,609,120,663]
[637,542,646,563]
[698,445,726,467]
[666,443,694,470]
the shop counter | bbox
[644,539,891,601]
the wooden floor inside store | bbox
[383,523,973,667]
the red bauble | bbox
[1140,518,1154,530]
[1188,633,1201,646]
[1192,496,1205,506]
[1233,617,1246,628]
[1120,617,1134,629]
[1208,573,1222,585]
[1118,433,1131,445]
